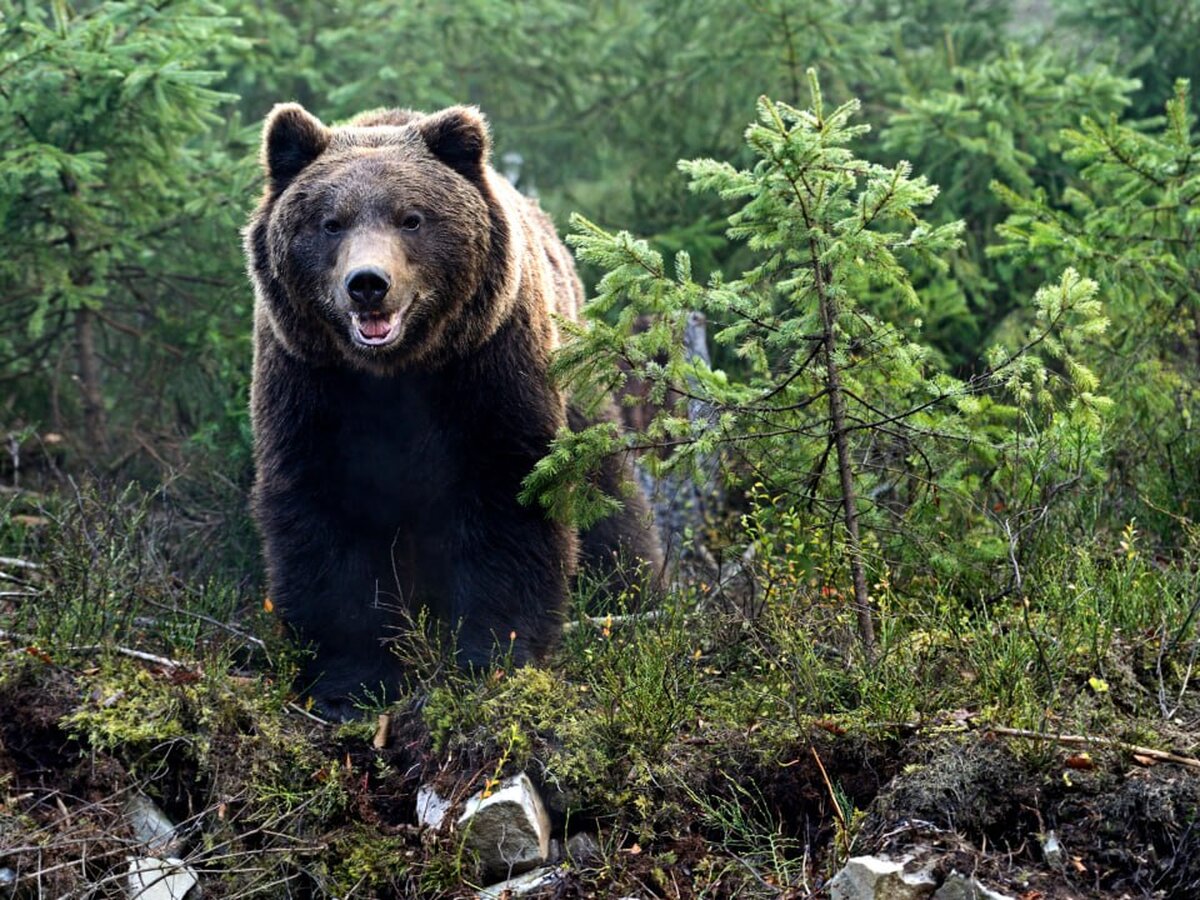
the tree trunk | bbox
[815,263,876,660]
[74,307,108,453]
[61,197,108,455]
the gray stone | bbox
[126,857,198,900]
[476,865,559,899]
[416,773,552,881]
[933,872,1015,900]
[565,831,601,866]
[124,794,181,855]
[829,855,937,900]
[458,773,551,881]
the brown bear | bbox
[245,103,660,719]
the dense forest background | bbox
[5,0,1198,544]
[4,1,1200,897]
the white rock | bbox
[124,794,181,855]
[1041,830,1064,867]
[126,857,198,900]
[933,872,1015,900]
[416,783,453,830]
[415,774,552,881]
[458,773,551,881]
[829,855,937,900]
[476,865,559,898]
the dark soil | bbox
[861,738,1200,899]
[0,668,132,897]
[4,660,1199,899]
[0,665,439,897]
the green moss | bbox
[333,826,411,888]
[423,664,578,758]
[62,660,193,757]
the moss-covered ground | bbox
[2,483,1199,897]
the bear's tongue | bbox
[358,316,393,339]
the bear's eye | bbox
[399,213,423,232]
[322,219,343,236]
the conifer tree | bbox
[524,72,966,655]
[0,1,244,453]
[523,72,1110,655]
[1057,0,1200,118]
[880,47,1136,364]
[994,79,1200,536]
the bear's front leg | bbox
[258,497,402,719]
[443,499,573,669]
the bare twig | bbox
[809,743,858,865]
[560,608,666,634]
[286,702,330,725]
[0,555,42,570]
[0,628,193,671]
[141,596,266,650]
[987,725,1200,771]
[1156,619,1199,719]
[100,645,192,670]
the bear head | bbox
[246,103,521,372]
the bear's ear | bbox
[262,103,330,192]
[418,106,490,179]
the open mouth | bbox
[350,310,402,347]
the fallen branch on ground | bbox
[987,724,1200,771]
[561,608,665,633]
[286,702,330,725]
[0,627,193,672]
[0,556,42,570]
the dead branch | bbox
[0,555,43,570]
[560,608,666,634]
[0,628,193,672]
[987,724,1200,771]
[286,702,330,725]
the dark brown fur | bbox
[245,103,659,717]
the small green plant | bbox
[681,771,808,894]
[61,660,193,759]
[332,827,411,891]
[584,598,703,762]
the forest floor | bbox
[2,616,1198,898]
[2,480,1200,898]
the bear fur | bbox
[245,103,660,718]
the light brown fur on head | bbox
[245,102,574,376]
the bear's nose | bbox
[345,267,391,307]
